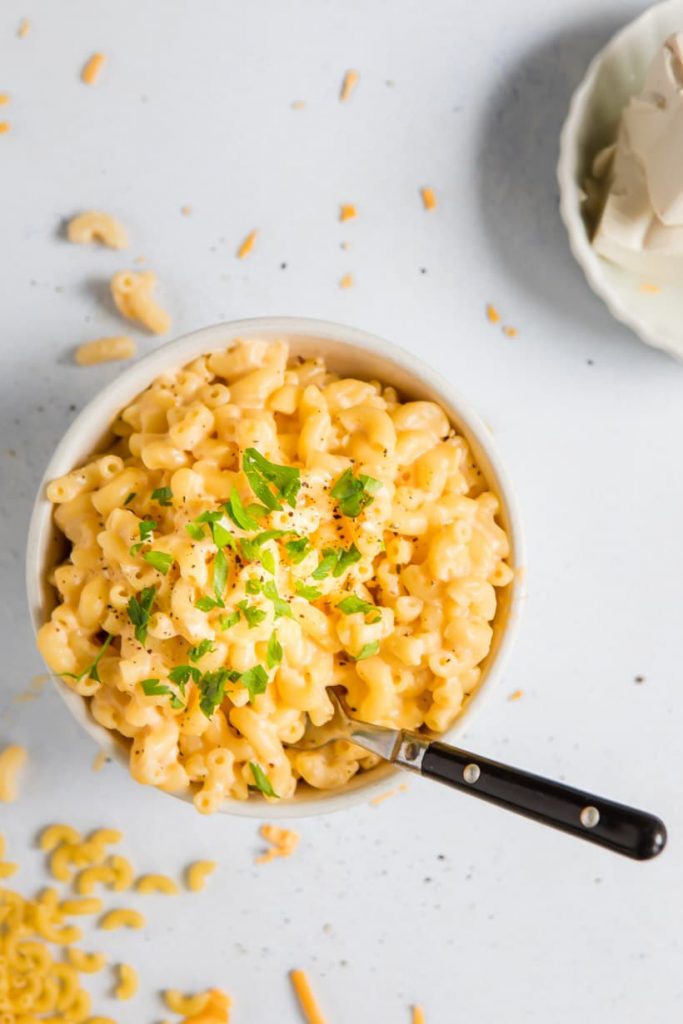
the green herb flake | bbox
[260,580,293,619]
[237,600,267,629]
[168,664,201,691]
[294,581,323,601]
[333,544,362,577]
[243,447,301,511]
[352,640,380,661]
[331,468,381,518]
[127,586,157,645]
[185,522,206,541]
[259,548,276,575]
[245,579,261,595]
[213,548,229,603]
[239,664,269,700]
[266,631,283,669]
[312,549,338,580]
[143,550,174,575]
[246,502,270,521]
[249,761,279,798]
[219,611,240,630]
[225,486,262,531]
[285,536,311,563]
[188,639,215,663]
[336,594,375,616]
[151,486,173,506]
[198,668,232,718]
[61,633,113,684]
[195,595,223,612]
[123,492,136,506]
[139,519,157,542]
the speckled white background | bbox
[1,1,681,1020]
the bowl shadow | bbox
[474,11,641,340]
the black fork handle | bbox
[418,741,666,860]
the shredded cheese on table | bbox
[420,186,437,211]
[290,969,327,1024]
[0,743,27,801]
[17,18,30,38]
[486,303,501,324]
[412,1006,426,1024]
[339,272,354,288]
[0,93,10,105]
[340,69,359,102]
[0,122,11,134]
[339,203,357,222]
[82,52,107,85]
[237,228,258,258]
[509,689,524,701]
[256,824,300,864]
[502,325,518,338]
[369,782,408,806]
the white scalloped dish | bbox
[558,0,683,359]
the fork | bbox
[294,692,667,860]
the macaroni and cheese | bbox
[37,339,512,810]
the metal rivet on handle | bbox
[403,741,419,763]
[463,763,480,784]
[580,805,600,828]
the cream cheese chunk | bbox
[592,32,683,281]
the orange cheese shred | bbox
[486,304,501,324]
[82,53,107,86]
[290,969,327,1024]
[412,1007,426,1024]
[339,69,359,102]
[0,94,10,106]
[502,325,518,338]
[639,282,660,294]
[0,122,11,134]
[257,824,299,864]
[339,273,354,289]
[17,18,30,38]
[339,204,357,222]
[420,187,436,211]
[237,229,258,259]
[509,689,524,701]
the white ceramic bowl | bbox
[558,0,683,360]
[26,317,524,818]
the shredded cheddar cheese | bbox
[420,186,437,211]
[486,304,501,324]
[339,203,357,222]
[237,228,258,259]
[82,52,107,85]
[17,18,30,38]
[369,783,409,806]
[502,325,518,338]
[0,93,10,105]
[291,100,306,110]
[92,750,109,772]
[257,824,300,864]
[509,689,524,701]
[639,282,661,294]
[290,969,327,1024]
[340,69,359,102]
[339,273,354,289]
[0,122,11,135]
[413,1007,426,1024]
[181,204,192,216]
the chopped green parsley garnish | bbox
[260,580,293,618]
[239,664,269,699]
[331,468,381,518]
[219,611,240,630]
[130,518,157,556]
[336,594,376,616]
[237,600,267,629]
[294,581,323,601]
[127,586,156,645]
[266,631,283,669]
[151,486,173,506]
[123,492,136,506]
[140,678,183,709]
[61,633,113,684]
[143,550,174,575]
[226,486,262,531]
[188,639,215,663]
[213,548,229,603]
[285,537,311,563]
[352,640,380,661]
[249,761,279,797]
[243,447,301,511]
[312,544,361,580]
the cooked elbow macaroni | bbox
[110,270,171,334]
[37,339,512,810]
[0,743,27,802]
[67,210,129,249]
[75,335,136,366]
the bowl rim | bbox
[26,315,525,818]
[557,0,683,360]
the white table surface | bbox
[1,1,681,1020]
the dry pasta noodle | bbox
[185,859,217,892]
[82,52,107,85]
[37,338,512,812]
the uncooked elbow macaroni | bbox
[37,339,512,810]
[0,743,27,802]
